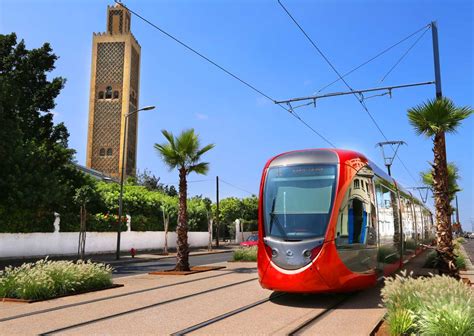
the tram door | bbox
[336,165,378,274]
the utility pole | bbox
[455,195,460,224]
[215,176,220,248]
[431,21,442,99]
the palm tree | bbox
[407,97,472,274]
[154,129,215,271]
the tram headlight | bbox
[303,249,312,258]
[271,248,278,258]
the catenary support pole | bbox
[431,21,442,99]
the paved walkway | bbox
[1,249,440,335]
[460,239,474,284]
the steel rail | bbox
[0,268,237,323]
[39,277,258,335]
[170,292,287,335]
[287,294,353,335]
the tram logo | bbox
[286,250,294,257]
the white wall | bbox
[0,231,209,259]
[234,219,257,243]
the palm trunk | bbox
[175,167,190,271]
[432,131,456,276]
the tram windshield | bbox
[264,164,337,240]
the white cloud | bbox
[195,113,209,120]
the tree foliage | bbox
[0,33,88,232]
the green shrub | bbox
[455,254,467,270]
[233,247,257,262]
[378,245,399,264]
[381,271,474,336]
[130,214,163,231]
[0,259,113,300]
[455,237,466,244]
[0,208,55,233]
[423,250,438,268]
[387,309,415,336]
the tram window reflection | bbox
[335,164,377,273]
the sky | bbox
[1,0,473,230]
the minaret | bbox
[86,4,141,178]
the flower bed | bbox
[0,259,113,301]
[381,271,474,335]
[232,246,257,262]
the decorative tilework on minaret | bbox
[86,4,141,178]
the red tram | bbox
[257,149,434,293]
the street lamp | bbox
[116,105,155,260]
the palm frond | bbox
[407,98,473,137]
[154,143,179,170]
[195,143,215,157]
[188,162,209,175]
[161,130,176,151]
[155,128,214,174]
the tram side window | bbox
[375,180,401,264]
[336,167,377,247]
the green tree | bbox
[154,129,214,271]
[407,97,472,274]
[0,33,88,232]
[73,185,96,259]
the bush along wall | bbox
[2,177,258,233]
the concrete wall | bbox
[0,231,208,259]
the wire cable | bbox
[278,0,419,184]
[116,1,336,149]
[315,23,431,93]
[219,178,256,196]
[379,25,431,83]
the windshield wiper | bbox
[269,197,288,239]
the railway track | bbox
[171,292,288,335]
[38,277,259,335]
[286,294,353,335]
[0,268,241,323]
[170,292,354,335]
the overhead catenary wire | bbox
[315,23,431,93]
[277,0,420,184]
[115,1,336,148]
[219,178,256,196]
[379,25,431,83]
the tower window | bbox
[354,179,360,189]
[105,86,113,99]
[113,90,119,99]
[99,148,105,156]
[107,148,113,156]
[98,91,104,99]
